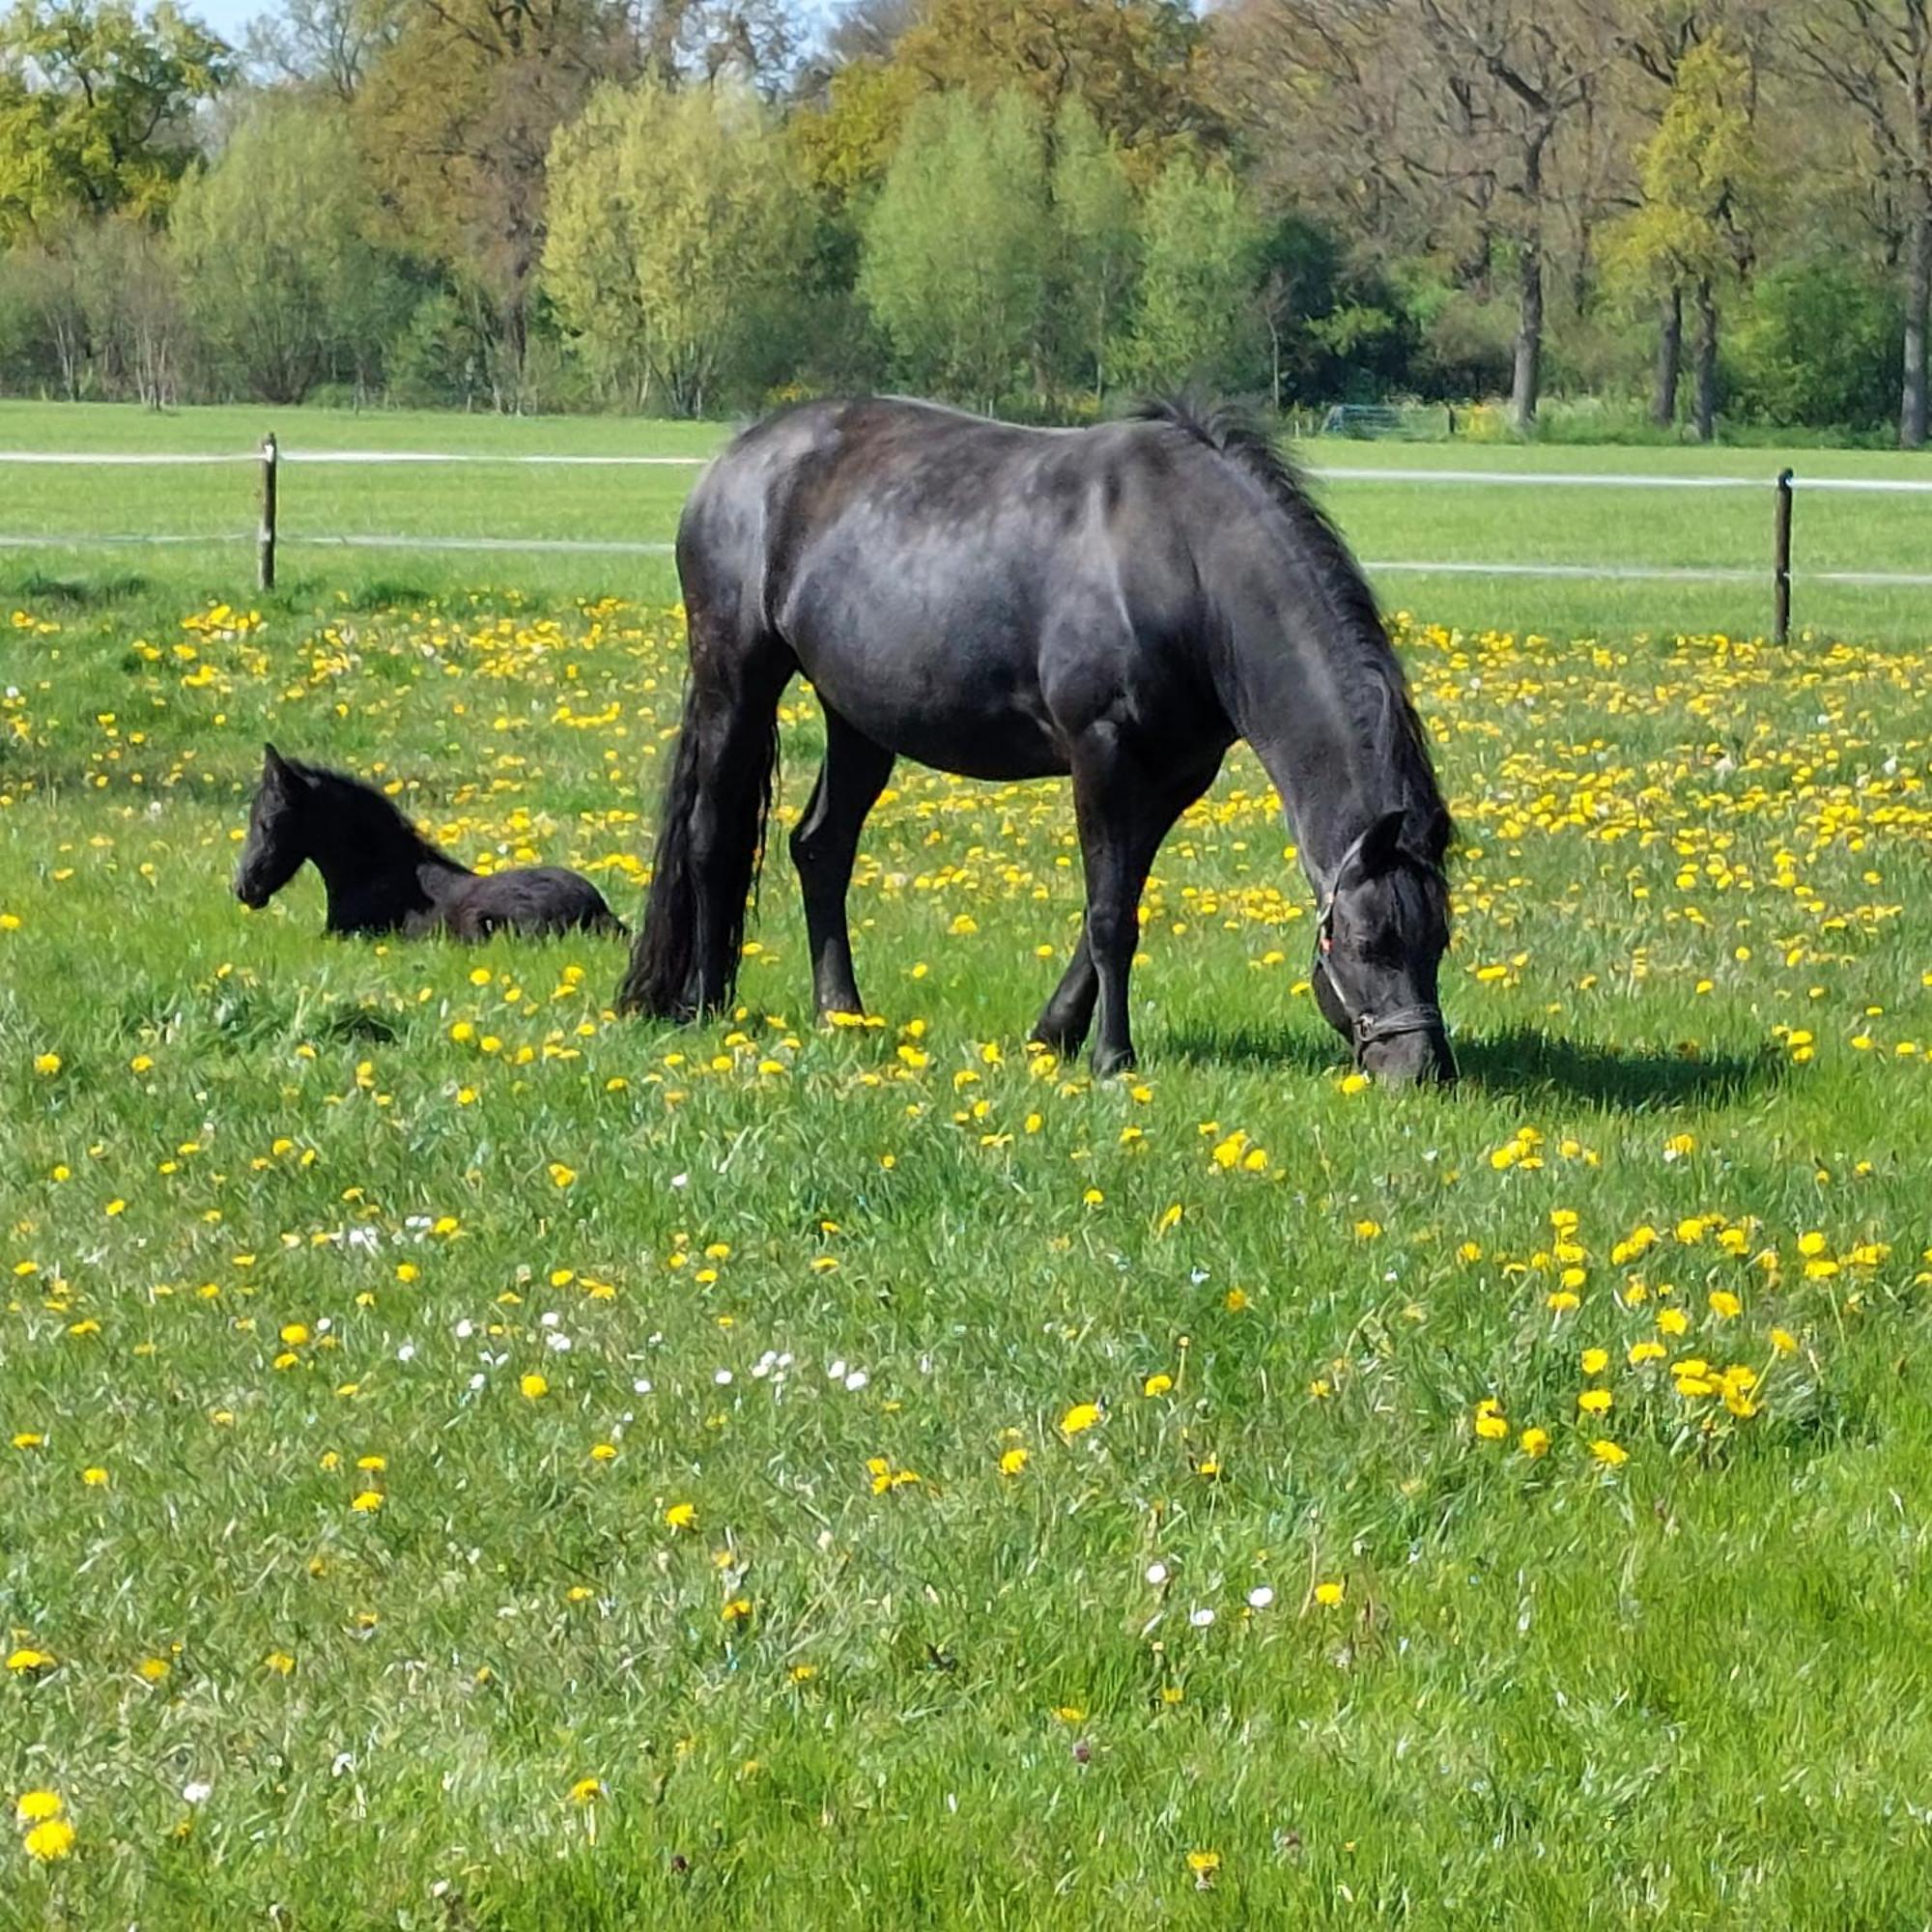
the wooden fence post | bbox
[1773,467,1793,644]
[258,433,278,593]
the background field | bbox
[5,398,1932,640]
[4,409,1932,1925]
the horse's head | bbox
[235,744,315,908]
[1310,807,1455,1088]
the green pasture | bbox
[3,399,1930,640]
[2,407,1932,1924]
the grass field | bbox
[4,398,1932,639]
[5,404,1932,1924]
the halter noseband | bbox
[1316,878,1446,1066]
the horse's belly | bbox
[791,634,1068,781]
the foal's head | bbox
[1309,806,1456,1088]
[234,744,317,907]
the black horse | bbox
[236,745,626,940]
[619,397,1454,1085]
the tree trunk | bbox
[1652,287,1682,429]
[1692,278,1718,442]
[1903,204,1929,450]
[1511,232,1543,433]
[1511,134,1547,436]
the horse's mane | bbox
[1128,397,1453,868]
[288,757,468,871]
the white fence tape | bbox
[3,445,1931,492]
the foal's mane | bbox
[1128,397,1454,869]
[287,757,466,870]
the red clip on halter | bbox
[1315,885,1446,1067]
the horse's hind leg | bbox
[790,705,894,1017]
[1070,732,1223,1077]
[622,616,794,1019]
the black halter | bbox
[1315,880,1446,1066]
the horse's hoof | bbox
[1092,1046,1136,1079]
[1029,1017,1090,1057]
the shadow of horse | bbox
[1166,1020,1783,1111]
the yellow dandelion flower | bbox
[1059,1401,1101,1438]
[665,1502,696,1530]
[1314,1579,1345,1606]
[519,1373,549,1401]
[23,1817,75,1861]
[1590,1439,1629,1467]
[14,1791,63,1826]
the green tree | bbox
[172,98,392,402]
[1731,252,1901,430]
[858,88,1050,407]
[1789,0,1932,447]
[355,0,626,407]
[891,0,1212,166]
[1603,34,1774,440]
[544,80,811,414]
[1049,96,1138,401]
[0,0,231,242]
[1125,155,1260,393]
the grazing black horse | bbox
[235,745,625,940]
[619,397,1454,1085]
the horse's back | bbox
[679,400,1224,779]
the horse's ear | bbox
[263,742,290,781]
[1417,801,1453,866]
[1340,808,1406,884]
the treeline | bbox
[0,0,1920,442]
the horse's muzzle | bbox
[1358,1013,1457,1088]
[234,876,269,909]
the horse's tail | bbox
[616,678,779,1018]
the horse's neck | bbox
[1228,639,1401,886]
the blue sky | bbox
[195,0,256,40]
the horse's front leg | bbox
[790,707,895,1018]
[1031,929,1096,1056]
[1070,731,1222,1078]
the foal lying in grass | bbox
[234,745,625,940]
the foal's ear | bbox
[263,742,298,786]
